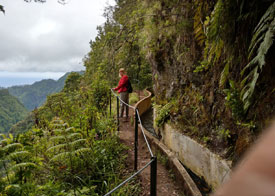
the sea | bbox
[0,71,65,88]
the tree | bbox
[0,0,68,14]
[0,5,4,14]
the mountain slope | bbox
[0,89,29,133]
[8,72,71,111]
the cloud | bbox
[0,0,115,72]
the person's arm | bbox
[213,122,275,196]
[114,76,128,91]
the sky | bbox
[0,0,115,87]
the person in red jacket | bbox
[112,68,129,121]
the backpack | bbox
[127,79,133,93]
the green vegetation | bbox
[241,2,275,111]
[0,89,29,133]
[1,1,274,193]
[142,0,275,160]
[154,101,175,128]
[1,69,141,195]
[0,118,138,195]
[224,81,245,120]
[129,92,139,105]
[9,113,35,135]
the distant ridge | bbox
[8,71,84,111]
[0,89,28,133]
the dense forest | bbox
[0,0,274,195]
[0,89,29,133]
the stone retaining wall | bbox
[157,122,232,190]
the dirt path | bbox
[119,106,184,196]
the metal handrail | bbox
[110,88,154,157]
[104,159,154,196]
[111,89,135,109]
[106,88,157,196]
[136,109,154,157]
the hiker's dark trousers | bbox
[120,91,129,118]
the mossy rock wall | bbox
[148,0,275,161]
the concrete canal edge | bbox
[135,90,202,196]
[135,89,233,193]
[157,123,232,190]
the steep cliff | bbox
[148,0,275,162]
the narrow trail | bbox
[118,96,185,196]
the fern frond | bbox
[9,162,37,171]
[6,151,31,161]
[241,2,275,111]
[52,119,63,124]
[68,133,82,140]
[253,2,275,36]
[52,124,63,128]
[49,135,66,143]
[46,143,67,153]
[53,129,63,135]
[50,152,71,162]
[70,139,86,149]
[2,143,23,153]
[65,127,74,134]
[0,134,6,139]
[241,67,259,110]
[219,60,230,88]
[193,1,207,46]
[207,0,224,40]
[0,139,9,145]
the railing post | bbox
[117,96,119,132]
[134,109,138,171]
[150,156,157,196]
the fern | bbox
[207,0,224,41]
[2,143,23,153]
[50,152,71,162]
[67,133,82,140]
[241,2,275,111]
[49,135,66,143]
[65,127,74,133]
[70,139,86,148]
[193,1,208,46]
[52,124,63,128]
[52,119,63,124]
[0,133,6,139]
[219,57,233,88]
[6,151,31,161]
[46,143,67,153]
[47,121,88,165]
[203,0,225,65]
[0,139,9,145]
[9,162,38,172]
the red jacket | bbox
[114,75,128,93]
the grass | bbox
[129,92,139,105]
[156,150,168,167]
